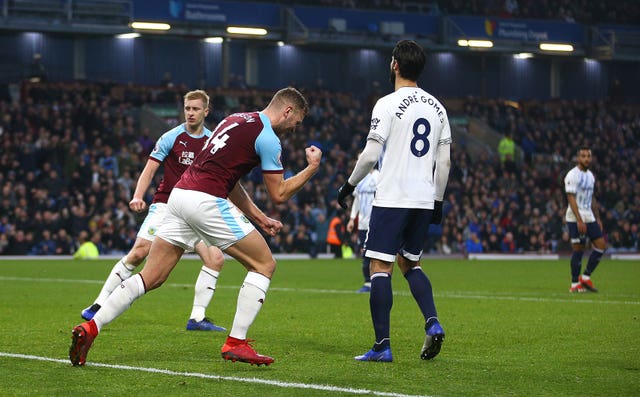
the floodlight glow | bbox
[458,39,493,48]
[130,22,171,30]
[226,26,268,36]
[514,52,533,59]
[204,37,224,44]
[539,43,574,52]
[116,32,140,39]
[277,41,285,46]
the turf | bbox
[0,257,638,396]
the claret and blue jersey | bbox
[176,112,283,198]
[149,123,212,204]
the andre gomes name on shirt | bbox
[395,92,445,124]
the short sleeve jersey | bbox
[149,123,212,204]
[176,112,283,198]
[564,166,596,223]
[368,87,452,209]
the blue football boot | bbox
[421,321,445,360]
[186,317,226,332]
[81,303,101,321]
[354,347,393,362]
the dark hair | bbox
[392,40,426,82]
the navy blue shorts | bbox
[364,206,433,262]
[567,221,603,245]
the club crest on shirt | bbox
[370,118,380,131]
[240,215,250,223]
[148,227,156,236]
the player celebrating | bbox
[564,147,606,293]
[69,87,322,367]
[80,89,226,331]
[338,40,451,362]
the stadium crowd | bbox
[0,81,638,257]
[254,0,640,25]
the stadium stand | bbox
[0,0,638,257]
[0,80,638,256]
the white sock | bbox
[92,274,146,331]
[229,272,270,340]
[189,266,219,321]
[94,257,136,306]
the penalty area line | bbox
[0,352,432,397]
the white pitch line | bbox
[0,352,431,397]
[0,276,638,305]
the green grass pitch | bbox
[0,257,638,396]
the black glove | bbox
[337,182,356,209]
[430,200,443,225]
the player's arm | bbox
[434,118,452,202]
[434,141,451,201]
[228,182,282,236]
[348,140,382,187]
[337,139,382,210]
[347,100,387,187]
[130,159,161,212]
[262,145,322,205]
[347,194,360,233]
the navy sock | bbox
[404,267,437,322]
[570,251,583,282]
[370,273,392,350]
[585,249,604,275]
[362,257,371,283]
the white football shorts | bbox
[137,202,167,242]
[157,188,255,251]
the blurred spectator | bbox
[497,132,515,164]
[73,230,99,260]
[27,53,47,83]
[138,128,155,156]
[6,230,33,255]
[437,235,453,255]
[326,210,346,258]
[501,231,516,253]
[292,224,316,257]
[32,229,57,255]
[55,228,74,255]
[466,232,483,254]
[98,145,119,177]
[312,211,330,255]
[485,232,502,252]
